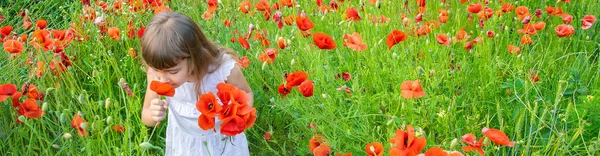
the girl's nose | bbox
[154,75,170,83]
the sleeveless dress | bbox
[164,55,250,156]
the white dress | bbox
[164,55,250,156]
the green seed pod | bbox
[59,113,66,123]
[17,116,26,123]
[450,138,458,149]
[77,94,84,104]
[139,142,154,150]
[63,133,72,139]
[42,102,48,112]
[105,98,111,109]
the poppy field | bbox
[1,0,599,155]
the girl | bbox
[140,11,253,156]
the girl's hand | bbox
[149,98,169,122]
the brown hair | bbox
[141,11,236,94]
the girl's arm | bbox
[226,65,254,107]
[141,68,161,127]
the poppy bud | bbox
[321,94,327,98]
[261,62,268,70]
[290,59,295,66]
[392,53,398,59]
[139,142,154,150]
[105,98,110,109]
[269,97,275,103]
[42,102,48,111]
[386,119,393,125]
[106,116,112,124]
[52,144,60,149]
[18,115,26,123]
[78,94,84,104]
[450,138,459,148]
[59,113,66,122]
[80,122,88,130]
[63,133,72,139]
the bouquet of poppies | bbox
[195,83,257,136]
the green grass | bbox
[1,0,599,155]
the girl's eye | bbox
[169,71,179,74]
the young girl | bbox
[140,11,253,156]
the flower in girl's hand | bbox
[196,83,257,136]
[196,93,222,130]
[149,81,175,97]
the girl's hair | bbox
[141,11,236,93]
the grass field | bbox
[1,0,599,155]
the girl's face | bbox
[150,59,192,88]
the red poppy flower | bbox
[36,19,47,29]
[562,14,573,24]
[196,92,222,117]
[344,7,361,21]
[461,134,485,156]
[424,147,447,156]
[286,71,308,87]
[313,143,331,156]
[297,80,314,97]
[486,30,495,38]
[207,0,218,13]
[108,27,120,40]
[277,37,289,49]
[312,32,336,50]
[21,83,44,101]
[343,32,367,51]
[216,83,250,105]
[277,84,291,99]
[72,113,88,137]
[482,127,514,147]
[365,142,384,156]
[436,34,451,46]
[255,0,270,11]
[220,115,245,136]
[259,48,278,63]
[237,56,250,68]
[1,26,12,39]
[0,84,17,102]
[149,80,175,97]
[23,21,32,30]
[335,72,351,81]
[389,125,427,156]
[581,15,596,30]
[202,10,215,20]
[555,24,575,37]
[400,80,426,98]
[309,134,326,152]
[241,107,257,128]
[3,40,25,53]
[386,30,407,49]
[508,45,521,54]
[455,29,469,42]
[296,15,314,31]
[467,4,482,13]
[138,26,146,38]
[531,73,540,83]
[264,132,272,140]
[198,114,215,130]
[438,15,448,23]
[533,21,546,30]
[112,124,125,133]
[521,35,533,45]
[501,3,514,13]
[238,0,252,14]
[238,36,250,50]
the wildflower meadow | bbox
[1,0,599,155]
